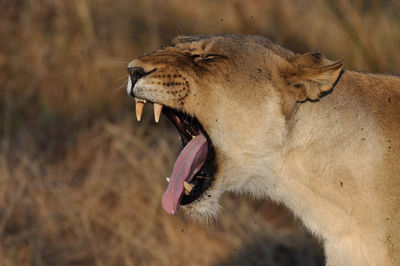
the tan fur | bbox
[128,34,400,265]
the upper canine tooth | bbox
[135,101,145,122]
[166,177,170,183]
[154,103,163,123]
[135,97,146,103]
[183,181,193,195]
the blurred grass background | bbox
[0,0,399,265]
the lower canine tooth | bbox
[135,101,144,121]
[166,177,170,183]
[184,181,193,194]
[154,103,163,123]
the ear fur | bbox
[284,52,344,101]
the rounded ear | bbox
[284,52,344,101]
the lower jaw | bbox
[181,188,223,221]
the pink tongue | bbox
[162,133,208,215]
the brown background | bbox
[1,0,399,265]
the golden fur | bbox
[128,34,400,265]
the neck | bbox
[275,70,390,265]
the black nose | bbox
[127,67,146,97]
[126,66,157,97]
[127,66,146,80]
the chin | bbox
[181,185,224,222]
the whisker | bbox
[111,74,129,83]
[174,20,183,37]
[109,80,128,91]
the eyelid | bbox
[190,54,225,61]
[190,54,201,60]
[204,54,219,58]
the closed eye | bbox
[190,54,201,60]
[190,53,227,62]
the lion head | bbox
[126,34,343,220]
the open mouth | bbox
[134,98,216,215]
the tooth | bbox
[135,97,146,103]
[135,101,145,122]
[184,181,193,195]
[154,103,163,123]
[166,177,170,183]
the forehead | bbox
[172,34,243,53]
[170,34,293,60]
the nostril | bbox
[126,67,157,97]
[127,67,146,79]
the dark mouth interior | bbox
[162,107,216,205]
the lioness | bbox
[126,34,400,265]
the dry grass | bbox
[1,0,399,265]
